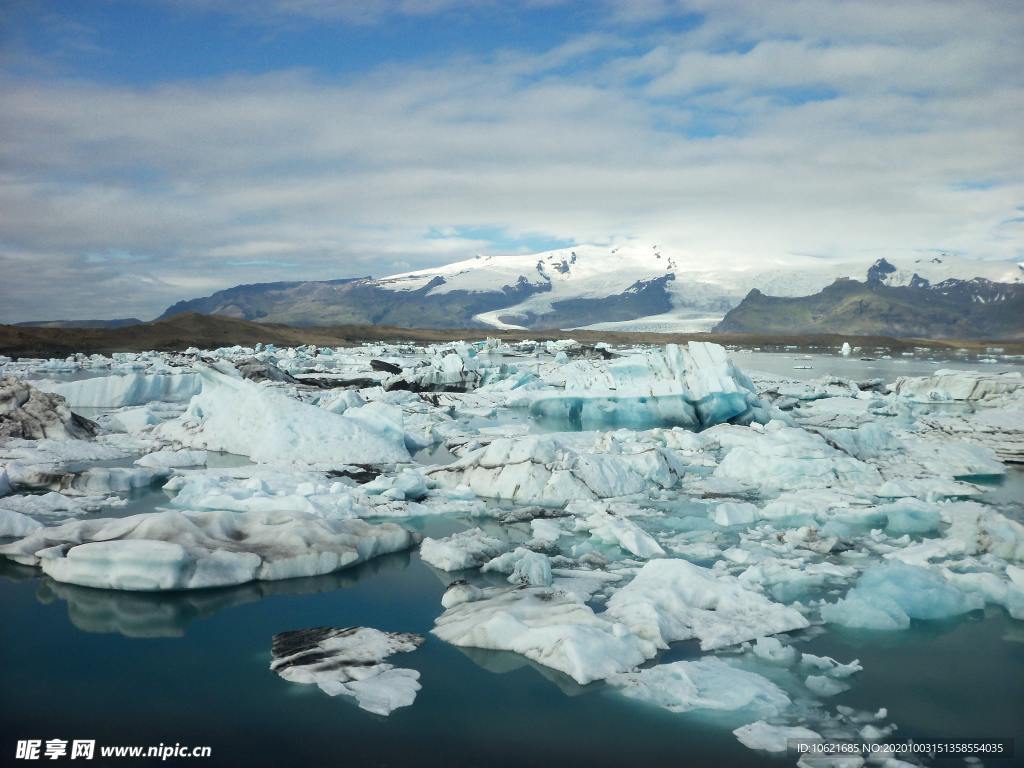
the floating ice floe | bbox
[528,342,771,431]
[890,370,1023,402]
[0,507,43,537]
[733,720,822,753]
[569,500,665,558]
[608,658,791,717]
[270,626,424,716]
[0,491,125,519]
[38,371,203,407]
[709,421,881,493]
[1,377,97,440]
[134,449,208,468]
[155,366,410,466]
[481,547,553,586]
[605,559,809,651]
[427,433,685,506]
[432,585,649,684]
[420,528,509,571]
[820,561,983,630]
[0,509,419,590]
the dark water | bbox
[2,541,1023,768]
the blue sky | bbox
[1,0,1022,321]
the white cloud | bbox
[0,0,1022,320]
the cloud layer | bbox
[1,0,1022,321]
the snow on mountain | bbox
[381,244,1023,331]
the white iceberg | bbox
[420,527,509,572]
[605,559,809,651]
[156,366,410,466]
[432,585,649,684]
[821,562,983,630]
[529,342,770,431]
[39,371,203,407]
[609,658,791,717]
[0,509,419,590]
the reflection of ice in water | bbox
[31,550,412,638]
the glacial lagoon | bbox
[1,343,1022,767]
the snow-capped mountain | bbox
[159,243,1023,333]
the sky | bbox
[1,0,1022,322]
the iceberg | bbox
[270,626,424,716]
[529,342,770,431]
[432,585,649,684]
[0,509,419,590]
[135,449,208,468]
[1,377,97,440]
[890,370,1022,402]
[711,421,882,493]
[734,720,822,753]
[570,501,665,559]
[420,528,509,571]
[427,434,684,507]
[821,562,983,630]
[155,366,410,466]
[605,559,809,651]
[481,547,553,587]
[0,507,43,537]
[39,371,203,407]
[609,658,791,717]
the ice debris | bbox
[270,626,424,715]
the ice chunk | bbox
[877,499,941,535]
[821,562,983,630]
[0,509,419,590]
[165,467,368,519]
[529,342,770,431]
[609,658,791,717]
[805,675,850,697]
[482,547,553,586]
[734,720,822,753]
[0,507,43,537]
[751,636,798,665]
[134,449,208,468]
[570,501,665,558]
[156,366,410,466]
[890,370,1023,402]
[39,371,202,407]
[432,585,649,684]
[605,559,809,651]
[712,421,881,493]
[0,491,122,519]
[710,501,759,527]
[428,434,684,506]
[440,581,483,608]
[0,377,97,440]
[420,528,509,571]
[885,502,1024,565]
[270,626,424,715]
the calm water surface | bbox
[1,352,1022,767]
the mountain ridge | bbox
[152,245,1024,336]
